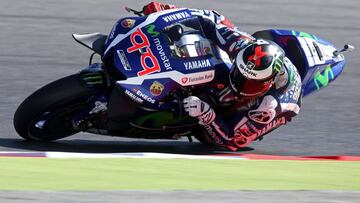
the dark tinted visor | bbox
[229,66,273,97]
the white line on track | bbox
[0,151,247,160]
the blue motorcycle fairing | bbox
[258,29,347,97]
[103,9,232,110]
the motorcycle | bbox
[14,7,354,146]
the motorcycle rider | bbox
[142,2,303,151]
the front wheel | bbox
[13,74,94,141]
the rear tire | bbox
[13,74,93,141]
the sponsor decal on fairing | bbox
[180,71,214,86]
[313,65,334,90]
[127,28,161,76]
[133,88,156,104]
[162,11,191,23]
[184,59,211,70]
[146,24,160,37]
[104,9,190,55]
[116,70,215,87]
[150,81,164,96]
[125,24,174,76]
[121,19,136,28]
[152,35,172,71]
[116,49,131,71]
[125,89,144,103]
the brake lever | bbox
[168,87,193,119]
[125,7,144,17]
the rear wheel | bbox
[13,74,93,141]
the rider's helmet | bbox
[229,39,285,98]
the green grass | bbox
[0,158,359,190]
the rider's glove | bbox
[183,96,216,125]
[228,122,257,148]
[143,2,176,15]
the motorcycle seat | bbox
[72,33,108,56]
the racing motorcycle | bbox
[14,7,354,145]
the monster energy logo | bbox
[82,73,103,86]
[273,58,283,73]
[314,65,334,90]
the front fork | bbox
[72,63,111,133]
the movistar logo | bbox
[314,65,334,90]
[145,24,160,37]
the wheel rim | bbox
[27,103,87,141]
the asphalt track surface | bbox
[1,191,360,203]
[0,0,360,202]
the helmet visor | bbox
[229,66,273,97]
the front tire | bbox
[13,74,93,141]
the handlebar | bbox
[125,7,144,17]
[333,44,355,56]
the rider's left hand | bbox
[183,96,210,117]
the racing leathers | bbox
[143,2,302,151]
